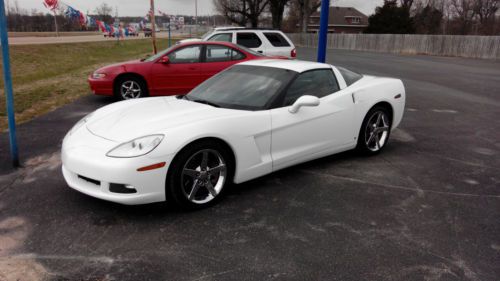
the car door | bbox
[270,69,356,171]
[200,44,247,81]
[235,32,264,54]
[150,45,203,95]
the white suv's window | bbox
[236,32,262,48]
[263,32,291,47]
[208,33,232,42]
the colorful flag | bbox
[43,0,59,11]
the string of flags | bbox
[43,0,138,36]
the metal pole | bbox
[0,0,20,167]
[168,22,171,47]
[195,0,198,36]
[317,0,330,63]
[150,0,157,54]
[53,9,59,37]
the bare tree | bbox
[247,0,270,27]
[450,0,477,34]
[400,0,415,10]
[94,2,113,23]
[214,0,269,27]
[269,0,290,28]
[214,0,248,26]
[473,0,499,25]
[296,0,321,33]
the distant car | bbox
[143,28,152,37]
[178,28,296,59]
[63,59,406,209]
[88,41,282,100]
[103,31,115,38]
[127,28,139,37]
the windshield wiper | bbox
[190,98,221,108]
[180,95,220,107]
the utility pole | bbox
[195,0,198,36]
[114,6,120,43]
[150,0,157,54]
[53,9,59,37]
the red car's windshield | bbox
[143,46,176,62]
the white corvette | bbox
[62,60,405,209]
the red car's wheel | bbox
[115,76,147,100]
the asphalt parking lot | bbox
[1,47,499,281]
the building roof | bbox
[310,7,369,26]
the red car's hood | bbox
[95,59,144,72]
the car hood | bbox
[86,97,237,142]
[178,38,202,44]
[96,59,143,72]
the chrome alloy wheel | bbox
[120,80,142,99]
[364,111,390,152]
[181,149,227,204]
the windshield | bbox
[143,45,176,62]
[200,29,214,40]
[187,65,297,110]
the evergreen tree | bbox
[365,0,415,34]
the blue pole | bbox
[317,0,330,63]
[0,0,19,167]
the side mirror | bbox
[160,56,170,64]
[289,95,320,113]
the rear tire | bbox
[166,140,234,210]
[114,76,147,100]
[356,106,392,155]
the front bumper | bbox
[88,76,114,96]
[61,128,174,205]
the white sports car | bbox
[62,60,405,209]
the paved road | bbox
[8,32,185,45]
[0,48,499,280]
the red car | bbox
[88,41,277,100]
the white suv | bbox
[180,28,296,59]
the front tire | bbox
[115,76,147,100]
[166,140,234,210]
[356,106,392,155]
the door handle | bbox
[188,67,196,70]
[257,50,263,53]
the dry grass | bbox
[0,39,172,131]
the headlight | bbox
[106,134,164,158]
[92,72,107,79]
[69,113,93,135]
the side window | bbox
[168,45,201,64]
[264,32,291,47]
[207,33,232,42]
[283,69,339,106]
[231,49,246,60]
[236,32,262,48]
[337,67,363,86]
[206,45,232,62]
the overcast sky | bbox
[14,0,384,17]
